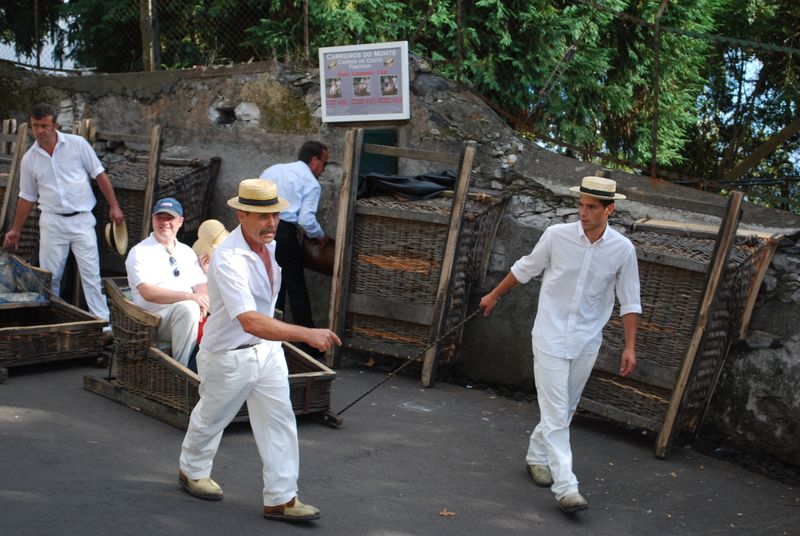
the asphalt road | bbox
[1,359,797,536]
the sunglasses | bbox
[169,255,180,277]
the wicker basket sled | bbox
[579,213,780,458]
[0,254,105,383]
[83,278,341,429]
[328,129,506,386]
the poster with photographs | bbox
[319,41,410,123]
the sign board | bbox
[319,41,410,123]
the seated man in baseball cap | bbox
[125,197,208,369]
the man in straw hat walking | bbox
[178,178,340,523]
[480,175,641,514]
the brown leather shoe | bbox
[179,470,223,501]
[263,497,320,522]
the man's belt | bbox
[234,342,260,350]
[56,211,83,217]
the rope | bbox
[335,306,486,417]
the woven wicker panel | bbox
[345,312,430,358]
[582,371,670,430]
[680,236,766,432]
[107,291,157,362]
[603,260,704,370]
[11,206,41,266]
[288,371,334,413]
[628,231,754,266]
[589,231,769,438]
[351,214,447,303]
[115,347,333,419]
[117,355,198,414]
[0,301,104,366]
[346,193,505,365]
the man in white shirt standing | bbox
[178,178,340,523]
[259,141,331,338]
[3,103,125,327]
[480,175,641,514]
[126,197,208,368]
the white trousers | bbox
[179,342,299,506]
[38,211,110,321]
[526,349,597,499]
[156,300,200,367]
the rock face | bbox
[1,60,799,467]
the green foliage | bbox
[61,0,142,71]
[0,0,65,64]
[8,0,797,212]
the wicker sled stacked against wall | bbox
[328,129,507,386]
[83,277,340,429]
[579,206,781,458]
[0,252,105,383]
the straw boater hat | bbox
[227,178,289,213]
[192,219,230,258]
[104,220,129,256]
[569,175,627,200]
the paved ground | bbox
[1,358,797,536]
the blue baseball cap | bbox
[152,197,183,217]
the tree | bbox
[11,0,797,211]
[0,0,64,65]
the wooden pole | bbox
[420,141,476,386]
[326,129,361,367]
[140,125,163,240]
[303,0,310,63]
[140,0,161,71]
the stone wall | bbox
[2,61,798,466]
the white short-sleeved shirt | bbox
[511,221,642,358]
[19,131,106,214]
[199,225,282,354]
[259,160,324,238]
[125,234,207,313]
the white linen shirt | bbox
[511,220,641,359]
[199,225,283,354]
[259,160,324,239]
[125,234,207,313]
[19,131,105,214]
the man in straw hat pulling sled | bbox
[178,178,340,523]
[480,175,641,514]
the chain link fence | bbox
[0,0,278,72]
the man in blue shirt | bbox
[259,141,331,343]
